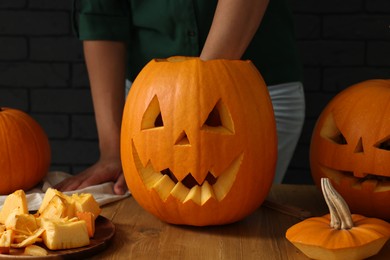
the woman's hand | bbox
[54,157,128,195]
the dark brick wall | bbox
[0,0,96,174]
[285,0,390,184]
[1,0,389,183]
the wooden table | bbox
[91,184,390,259]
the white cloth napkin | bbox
[0,171,130,211]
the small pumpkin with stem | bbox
[286,178,390,260]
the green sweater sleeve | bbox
[76,0,130,41]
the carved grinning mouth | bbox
[132,142,243,205]
[320,165,390,192]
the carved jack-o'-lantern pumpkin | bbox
[121,57,277,226]
[310,79,390,219]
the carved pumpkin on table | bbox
[121,57,277,226]
[310,79,390,219]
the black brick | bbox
[0,11,69,35]
[293,14,321,39]
[291,0,363,13]
[366,0,390,12]
[71,63,89,87]
[0,37,28,60]
[0,62,69,87]
[29,0,71,10]
[50,140,99,165]
[304,92,334,118]
[33,114,70,138]
[298,41,365,66]
[0,88,28,110]
[302,68,321,92]
[324,15,390,39]
[0,0,26,9]
[367,41,390,66]
[30,37,83,61]
[30,89,93,113]
[323,67,390,92]
[72,115,98,139]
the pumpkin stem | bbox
[321,178,354,230]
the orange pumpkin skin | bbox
[310,79,390,219]
[121,57,277,226]
[286,214,390,260]
[0,108,51,194]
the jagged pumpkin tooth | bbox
[184,186,201,205]
[201,181,216,205]
[170,182,190,202]
[152,174,175,201]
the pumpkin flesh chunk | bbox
[5,212,38,236]
[132,141,243,205]
[40,218,90,250]
[0,190,28,224]
[0,230,13,254]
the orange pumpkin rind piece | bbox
[286,178,390,260]
[71,193,101,221]
[76,212,95,238]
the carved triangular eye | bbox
[375,136,390,151]
[202,99,234,134]
[141,95,164,130]
[320,113,347,145]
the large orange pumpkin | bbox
[121,57,277,226]
[0,107,51,194]
[310,79,390,219]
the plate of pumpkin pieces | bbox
[0,188,114,258]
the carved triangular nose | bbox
[175,130,190,146]
[354,137,364,153]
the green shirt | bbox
[75,0,302,85]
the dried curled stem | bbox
[321,178,354,230]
